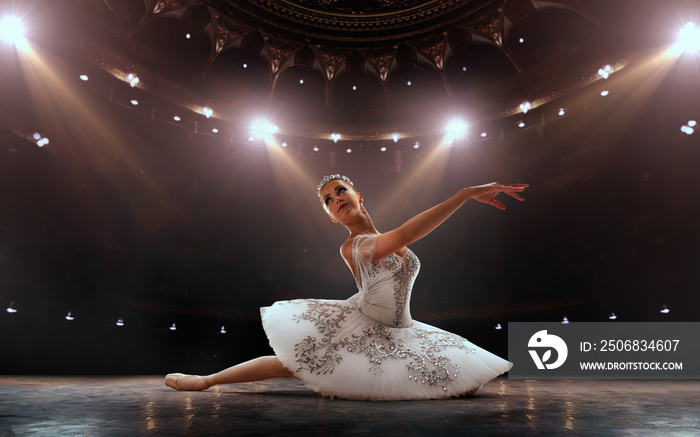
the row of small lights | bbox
[494,305,674,330]
[4,301,229,333]
[70,57,695,154]
[5,301,673,331]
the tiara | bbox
[317,174,354,197]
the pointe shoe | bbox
[165,373,211,391]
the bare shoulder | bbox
[340,237,355,276]
[340,237,354,263]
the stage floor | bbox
[0,376,698,436]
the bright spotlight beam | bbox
[250,119,278,142]
[670,22,700,55]
[0,15,29,51]
[444,119,468,144]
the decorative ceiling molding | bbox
[211,12,249,53]
[361,48,396,82]
[202,0,501,45]
[315,47,349,81]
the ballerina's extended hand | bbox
[468,182,528,210]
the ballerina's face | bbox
[319,179,363,223]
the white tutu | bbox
[260,234,512,400]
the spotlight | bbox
[518,121,525,128]
[558,108,566,117]
[600,90,609,96]
[660,304,670,314]
[170,323,177,331]
[480,132,488,138]
[346,148,352,153]
[392,133,400,143]
[130,99,139,106]
[299,79,304,84]
[65,311,74,321]
[495,323,502,330]
[185,33,191,39]
[352,85,357,91]
[313,146,319,152]
[116,317,125,327]
[609,312,617,320]
[202,106,213,118]
[518,37,525,43]
[562,316,570,324]
[250,119,278,141]
[407,81,412,86]
[220,326,227,334]
[79,75,89,81]
[681,125,695,135]
[243,63,247,68]
[519,101,532,114]
[681,120,696,135]
[445,119,468,142]
[672,22,700,55]
[0,16,28,50]
[126,73,140,88]
[281,142,288,147]
[462,66,467,72]
[413,142,420,149]
[33,132,49,147]
[331,132,341,143]
[6,301,17,313]
[212,128,219,134]
[173,115,181,122]
[598,64,613,79]
[380,146,387,152]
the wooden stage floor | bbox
[1,376,698,436]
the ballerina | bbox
[166,175,527,400]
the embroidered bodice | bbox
[352,234,420,328]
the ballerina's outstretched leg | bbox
[165,355,295,391]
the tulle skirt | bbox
[261,296,512,401]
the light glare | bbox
[445,119,468,142]
[673,22,700,54]
[0,16,28,50]
[250,119,278,140]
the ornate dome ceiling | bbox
[55,0,636,142]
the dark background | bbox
[1,0,699,375]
